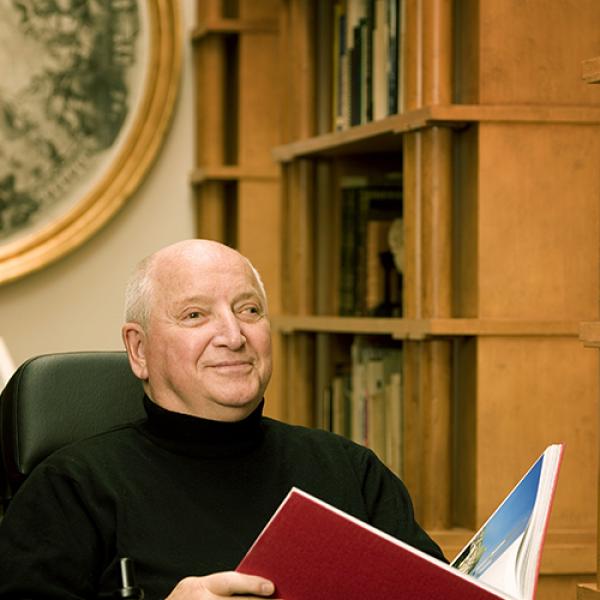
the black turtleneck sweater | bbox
[0,397,445,599]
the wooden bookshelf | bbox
[191,18,278,39]
[273,104,600,161]
[273,315,581,339]
[193,2,600,597]
[190,165,278,184]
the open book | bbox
[237,444,563,600]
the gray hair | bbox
[123,247,268,330]
[123,254,156,329]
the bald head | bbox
[122,239,273,419]
[124,240,267,330]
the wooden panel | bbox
[402,131,422,318]
[278,0,316,143]
[237,181,282,312]
[580,322,600,348]
[195,0,220,22]
[453,0,480,104]
[419,339,452,529]
[579,583,600,599]
[537,576,596,600]
[452,336,477,528]
[477,123,600,319]
[475,337,597,529]
[238,3,282,166]
[193,35,226,166]
[452,124,479,316]
[404,340,452,530]
[192,19,278,39]
[283,333,314,426]
[190,166,278,183]
[403,72,454,526]
[476,1,600,105]
[582,57,600,85]
[421,0,453,106]
[402,341,422,513]
[195,182,227,242]
[282,161,315,315]
[314,161,337,314]
[421,126,452,316]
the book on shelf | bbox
[237,444,564,600]
[317,369,353,440]
[332,0,347,130]
[332,0,404,130]
[338,176,403,317]
[318,338,402,476]
[386,0,401,115]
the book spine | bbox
[338,186,359,315]
[363,0,375,123]
[332,1,347,131]
[386,0,399,115]
[350,25,362,126]
[372,0,388,121]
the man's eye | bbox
[186,311,202,319]
[239,305,261,317]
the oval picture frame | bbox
[0,0,182,284]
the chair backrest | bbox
[0,351,145,509]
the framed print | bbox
[0,0,181,284]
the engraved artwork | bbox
[0,0,141,241]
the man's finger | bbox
[203,571,275,597]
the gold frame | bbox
[0,0,182,284]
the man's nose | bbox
[212,310,245,349]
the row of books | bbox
[332,0,404,131]
[338,175,403,317]
[317,338,403,476]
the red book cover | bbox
[237,488,511,600]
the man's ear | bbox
[122,323,149,381]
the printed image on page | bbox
[452,456,543,596]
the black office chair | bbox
[0,351,145,511]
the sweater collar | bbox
[138,395,265,458]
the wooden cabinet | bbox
[193,1,600,597]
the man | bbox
[0,240,445,599]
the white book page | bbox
[477,534,522,598]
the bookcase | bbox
[193,1,600,598]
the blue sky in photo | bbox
[470,456,543,578]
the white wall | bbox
[0,1,196,370]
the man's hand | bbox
[165,571,279,599]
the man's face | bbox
[135,246,272,421]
